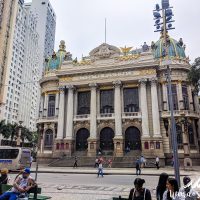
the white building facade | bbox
[37,40,200,166]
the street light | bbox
[153,0,180,187]
[16,120,23,147]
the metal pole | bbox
[166,66,181,187]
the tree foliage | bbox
[0,120,38,145]
[188,57,200,93]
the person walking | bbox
[73,156,78,168]
[163,178,180,200]
[179,176,200,200]
[108,158,112,168]
[135,159,141,176]
[97,161,104,178]
[129,178,152,200]
[94,158,99,168]
[156,156,160,170]
[156,172,169,200]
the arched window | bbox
[44,129,53,149]
[188,124,194,145]
[100,127,114,150]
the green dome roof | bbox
[153,37,186,59]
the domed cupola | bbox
[152,35,186,60]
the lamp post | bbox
[153,0,180,186]
[16,120,23,147]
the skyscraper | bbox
[30,0,56,75]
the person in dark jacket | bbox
[135,159,141,176]
[156,172,169,200]
[129,178,152,200]
[0,168,9,184]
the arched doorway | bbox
[125,126,141,150]
[76,128,90,151]
[100,127,114,150]
[44,129,53,150]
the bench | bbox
[0,184,51,200]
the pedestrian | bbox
[129,178,152,200]
[140,155,145,168]
[108,158,112,168]
[30,155,33,168]
[73,156,78,168]
[94,158,99,168]
[135,159,141,176]
[0,168,9,185]
[156,172,169,200]
[97,161,104,178]
[179,176,200,200]
[156,156,160,170]
[0,168,36,200]
[163,178,180,200]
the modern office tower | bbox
[0,0,18,120]
[30,0,56,75]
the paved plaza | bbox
[9,165,200,200]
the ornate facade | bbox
[37,38,200,165]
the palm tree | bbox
[0,120,11,139]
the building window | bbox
[100,90,114,113]
[176,124,183,149]
[44,129,53,149]
[123,88,139,112]
[182,84,189,110]
[47,95,55,117]
[77,91,90,115]
[168,84,178,110]
[188,124,194,145]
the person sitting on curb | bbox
[0,168,36,200]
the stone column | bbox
[57,88,65,139]
[150,78,161,137]
[43,93,48,117]
[178,81,184,110]
[113,80,123,156]
[139,79,150,137]
[39,95,44,118]
[55,92,59,116]
[188,85,194,111]
[162,82,168,111]
[65,85,74,140]
[88,83,97,156]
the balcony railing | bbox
[74,114,90,121]
[161,110,199,118]
[97,113,115,119]
[122,112,141,118]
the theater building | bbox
[37,37,200,165]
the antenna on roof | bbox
[105,18,107,43]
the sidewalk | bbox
[30,163,200,176]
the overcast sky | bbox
[27,0,200,62]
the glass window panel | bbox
[77,91,90,115]
[48,95,55,117]
[100,90,114,113]
[182,84,189,110]
[123,88,139,112]
[167,84,178,110]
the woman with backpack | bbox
[129,178,152,200]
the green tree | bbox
[188,57,200,93]
[0,120,11,139]
[8,123,18,142]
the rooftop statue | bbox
[45,40,72,72]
